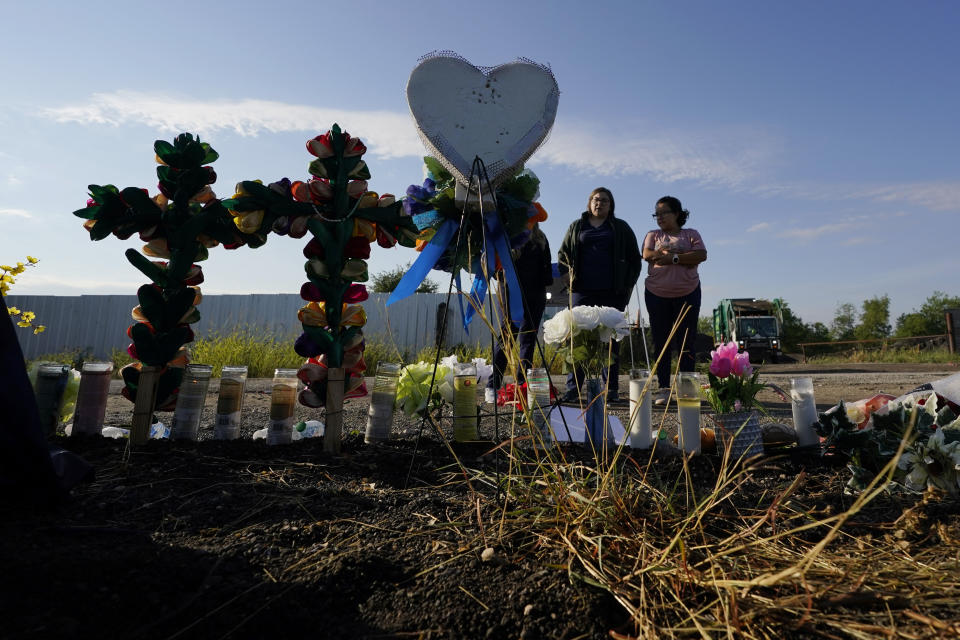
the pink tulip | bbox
[718,341,739,361]
[732,352,753,377]
[709,352,732,378]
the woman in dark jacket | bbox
[557,187,642,403]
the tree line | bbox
[776,291,958,349]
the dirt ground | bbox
[2,362,958,639]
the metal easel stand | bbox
[405,156,497,490]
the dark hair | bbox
[588,187,615,216]
[656,195,690,227]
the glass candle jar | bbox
[453,361,478,442]
[526,367,552,445]
[627,368,653,449]
[72,362,114,436]
[266,368,299,445]
[366,362,401,443]
[790,377,820,448]
[170,364,213,440]
[676,372,701,454]
[213,365,248,440]
[34,363,70,437]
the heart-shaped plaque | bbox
[407,53,559,188]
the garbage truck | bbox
[712,298,784,363]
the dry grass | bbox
[439,303,960,638]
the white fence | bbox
[7,293,500,360]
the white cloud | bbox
[43,91,778,187]
[851,182,960,212]
[0,208,31,218]
[6,175,22,187]
[534,121,775,187]
[752,180,960,213]
[10,272,142,294]
[42,90,423,160]
[746,222,770,232]
[776,221,855,241]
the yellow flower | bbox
[0,265,12,271]
[27,256,39,264]
[17,320,30,327]
[21,310,35,322]
[34,325,46,334]
[2,275,14,283]
[8,306,20,315]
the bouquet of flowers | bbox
[394,356,493,416]
[704,342,783,414]
[542,306,630,375]
[816,390,960,494]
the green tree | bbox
[854,295,891,340]
[830,302,857,341]
[895,291,960,337]
[697,316,714,340]
[776,299,830,350]
[779,300,808,350]
[370,263,439,293]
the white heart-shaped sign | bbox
[407,53,559,188]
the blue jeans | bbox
[644,285,701,389]
[564,291,626,395]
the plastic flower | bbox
[571,306,600,331]
[596,307,630,341]
[705,342,771,414]
[544,305,628,377]
[732,352,753,377]
[709,350,732,377]
[543,308,575,343]
[396,362,450,416]
[307,132,335,158]
[898,428,960,494]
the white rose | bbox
[571,305,600,331]
[543,309,574,344]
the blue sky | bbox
[2,0,958,327]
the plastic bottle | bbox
[293,420,325,440]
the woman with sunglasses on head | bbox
[643,196,708,405]
[557,187,642,404]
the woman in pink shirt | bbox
[642,196,708,405]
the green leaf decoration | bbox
[125,249,170,288]
[129,322,193,367]
[423,156,451,183]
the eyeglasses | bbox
[652,211,675,218]
[591,197,611,204]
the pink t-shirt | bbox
[643,228,705,297]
